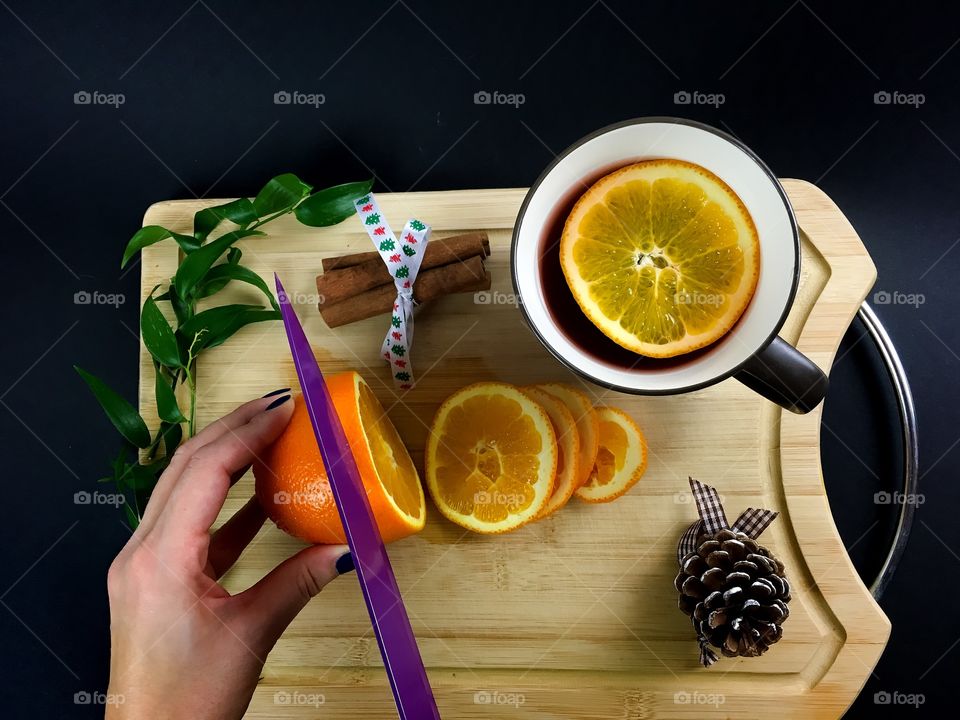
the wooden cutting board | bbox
[138,181,888,719]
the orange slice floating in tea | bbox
[425,382,557,533]
[575,406,647,503]
[560,159,760,358]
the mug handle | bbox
[733,337,828,414]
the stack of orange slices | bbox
[425,381,647,534]
[254,374,647,541]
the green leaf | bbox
[192,248,246,297]
[193,198,257,242]
[122,226,200,268]
[107,446,130,488]
[141,294,182,368]
[160,421,182,456]
[196,277,231,298]
[167,284,192,325]
[124,502,140,530]
[197,264,279,310]
[114,464,134,491]
[174,229,264,300]
[252,173,312,217]
[110,446,128,477]
[178,304,280,351]
[194,249,241,297]
[154,369,186,423]
[75,366,151,448]
[122,460,166,491]
[294,179,374,227]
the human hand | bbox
[105,392,352,720]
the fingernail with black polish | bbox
[262,387,291,398]
[336,552,355,575]
[265,395,291,411]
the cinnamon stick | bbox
[317,232,489,306]
[321,251,380,271]
[318,255,491,328]
[320,232,490,273]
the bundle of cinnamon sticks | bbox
[316,232,491,327]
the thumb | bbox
[236,544,352,650]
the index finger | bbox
[138,391,289,532]
[155,396,294,547]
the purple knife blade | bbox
[275,275,440,720]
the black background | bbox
[0,1,957,717]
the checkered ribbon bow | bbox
[353,193,431,390]
[677,477,779,565]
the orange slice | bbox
[560,159,760,358]
[575,406,647,503]
[521,386,580,518]
[531,383,599,488]
[425,382,557,533]
[254,372,425,544]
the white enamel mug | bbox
[511,117,827,413]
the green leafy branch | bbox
[76,173,372,528]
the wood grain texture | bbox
[138,181,886,719]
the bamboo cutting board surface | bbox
[138,181,887,719]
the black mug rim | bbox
[509,116,802,396]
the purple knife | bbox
[275,275,440,720]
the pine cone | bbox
[675,528,791,666]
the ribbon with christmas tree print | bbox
[353,192,431,389]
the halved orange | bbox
[425,382,557,533]
[254,371,425,544]
[575,406,647,503]
[531,383,599,489]
[521,386,580,518]
[560,159,760,358]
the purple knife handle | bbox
[275,276,440,720]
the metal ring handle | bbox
[853,302,919,600]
